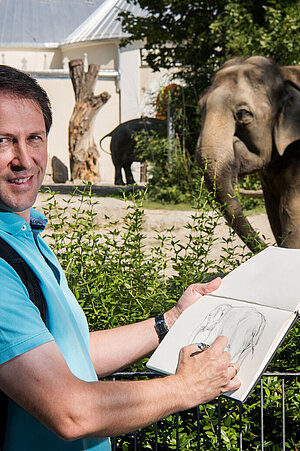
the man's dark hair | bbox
[0,65,52,134]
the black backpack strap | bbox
[0,237,46,322]
[0,236,47,449]
[0,390,8,450]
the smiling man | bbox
[0,65,240,451]
[0,94,47,218]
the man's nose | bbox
[11,141,32,169]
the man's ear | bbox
[274,82,300,156]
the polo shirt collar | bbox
[0,208,48,236]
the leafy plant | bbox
[41,183,299,450]
[237,173,265,212]
[134,131,201,204]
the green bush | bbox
[134,131,200,205]
[41,183,299,450]
[237,173,265,212]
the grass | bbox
[244,204,266,216]
[142,200,194,211]
[97,192,266,215]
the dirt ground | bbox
[35,193,275,271]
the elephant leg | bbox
[260,174,282,245]
[261,150,300,248]
[279,149,300,248]
[279,192,300,247]
[124,163,135,185]
[114,165,125,185]
[267,187,300,248]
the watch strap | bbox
[155,314,169,342]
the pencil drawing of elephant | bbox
[189,304,266,365]
[196,56,300,252]
[100,117,167,185]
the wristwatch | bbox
[155,314,169,342]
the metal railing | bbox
[109,371,300,450]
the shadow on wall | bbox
[51,156,68,183]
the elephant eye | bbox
[236,109,253,123]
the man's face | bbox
[0,93,47,222]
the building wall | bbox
[139,65,175,117]
[61,41,117,70]
[0,47,63,71]
[119,44,141,121]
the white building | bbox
[0,0,171,183]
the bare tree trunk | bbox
[68,59,111,181]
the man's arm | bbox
[90,279,222,377]
[0,335,239,440]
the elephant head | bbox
[196,56,300,252]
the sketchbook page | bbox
[211,247,300,312]
[226,312,297,402]
[147,294,294,402]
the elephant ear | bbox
[274,81,300,156]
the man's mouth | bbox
[9,176,32,184]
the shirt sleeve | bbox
[0,259,54,366]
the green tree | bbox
[120,0,300,93]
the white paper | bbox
[212,247,300,311]
[147,247,300,402]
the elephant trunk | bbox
[196,119,267,253]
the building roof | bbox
[64,0,145,44]
[0,0,106,47]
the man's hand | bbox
[90,278,222,377]
[165,278,222,329]
[176,278,222,315]
[173,336,241,408]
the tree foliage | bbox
[120,0,300,93]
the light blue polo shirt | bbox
[0,208,110,451]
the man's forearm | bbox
[0,338,240,442]
[71,375,183,439]
[90,307,179,377]
[89,280,222,377]
[61,337,240,440]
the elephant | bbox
[196,56,300,252]
[100,117,167,185]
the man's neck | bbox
[13,209,31,224]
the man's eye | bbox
[0,137,12,147]
[29,135,43,143]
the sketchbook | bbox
[147,247,300,403]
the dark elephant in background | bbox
[196,56,300,252]
[100,117,167,185]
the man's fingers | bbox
[208,336,229,357]
[193,277,222,295]
[228,362,240,379]
[225,375,241,393]
[187,336,230,359]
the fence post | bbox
[260,378,264,450]
[239,402,243,450]
[282,378,286,451]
